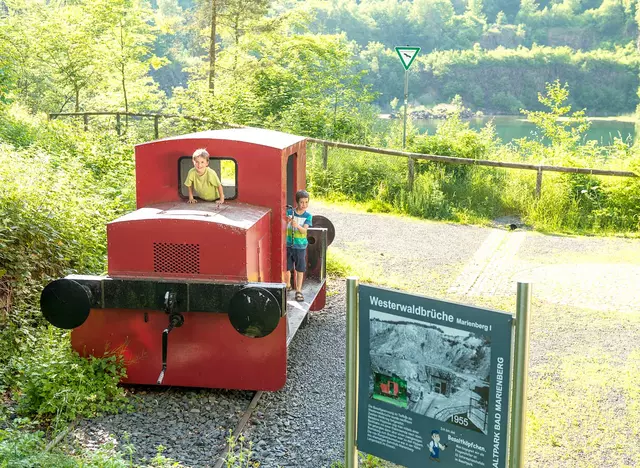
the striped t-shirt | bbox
[286,208,312,249]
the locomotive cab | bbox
[40,128,332,391]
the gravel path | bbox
[67,388,253,466]
[241,279,347,468]
[65,202,640,467]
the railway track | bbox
[58,295,314,467]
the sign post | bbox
[347,281,522,468]
[394,46,420,150]
[394,46,420,189]
[509,283,532,468]
[346,277,360,468]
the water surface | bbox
[411,115,637,146]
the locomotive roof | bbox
[109,201,271,229]
[137,127,306,151]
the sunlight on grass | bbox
[527,348,640,468]
[327,248,415,291]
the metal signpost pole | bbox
[402,70,408,150]
[345,277,360,468]
[509,282,532,468]
[395,46,419,189]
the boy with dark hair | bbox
[285,190,312,302]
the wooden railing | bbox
[49,111,638,198]
[47,111,242,138]
[307,137,638,197]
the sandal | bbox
[295,291,304,302]
[286,285,292,292]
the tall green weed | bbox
[5,327,128,430]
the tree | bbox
[522,80,590,150]
[94,0,167,126]
[199,0,269,95]
[0,1,50,111]
[483,0,522,22]
[467,0,486,19]
[518,0,540,18]
[33,4,102,112]
[220,0,269,73]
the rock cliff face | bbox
[369,319,491,383]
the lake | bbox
[410,115,638,146]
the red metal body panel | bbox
[107,202,271,281]
[310,283,326,311]
[71,309,287,390]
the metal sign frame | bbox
[345,279,531,468]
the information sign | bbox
[357,284,513,468]
[395,46,421,70]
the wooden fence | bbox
[48,111,242,138]
[49,111,637,197]
[306,138,638,197]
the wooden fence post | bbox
[154,115,159,139]
[83,114,88,132]
[535,167,543,199]
[408,157,415,190]
[116,114,121,136]
[322,145,328,169]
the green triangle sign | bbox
[395,46,421,71]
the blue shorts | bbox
[287,247,307,273]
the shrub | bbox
[0,107,134,432]
[8,328,128,429]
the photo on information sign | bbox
[369,310,490,435]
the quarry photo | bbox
[369,310,491,435]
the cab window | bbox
[178,156,238,200]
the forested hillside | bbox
[295,0,640,113]
[2,0,640,117]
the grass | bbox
[525,305,640,468]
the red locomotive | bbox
[40,128,334,391]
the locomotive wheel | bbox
[311,215,335,246]
[40,279,91,329]
[229,287,281,338]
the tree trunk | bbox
[233,14,240,74]
[74,84,80,113]
[209,0,217,94]
[120,21,129,131]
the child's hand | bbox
[188,197,197,204]
[215,199,224,205]
[291,218,299,228]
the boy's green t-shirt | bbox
[184,167,221,201]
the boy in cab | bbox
[185,148,225,204]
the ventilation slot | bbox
[153,242,200,274]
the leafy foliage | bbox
[0,0,167,115]
[309,81,640,233]
[7,328,128,428]
[0,423,186,467]
[0,105,135,431]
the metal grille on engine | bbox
[153,243,200,274]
